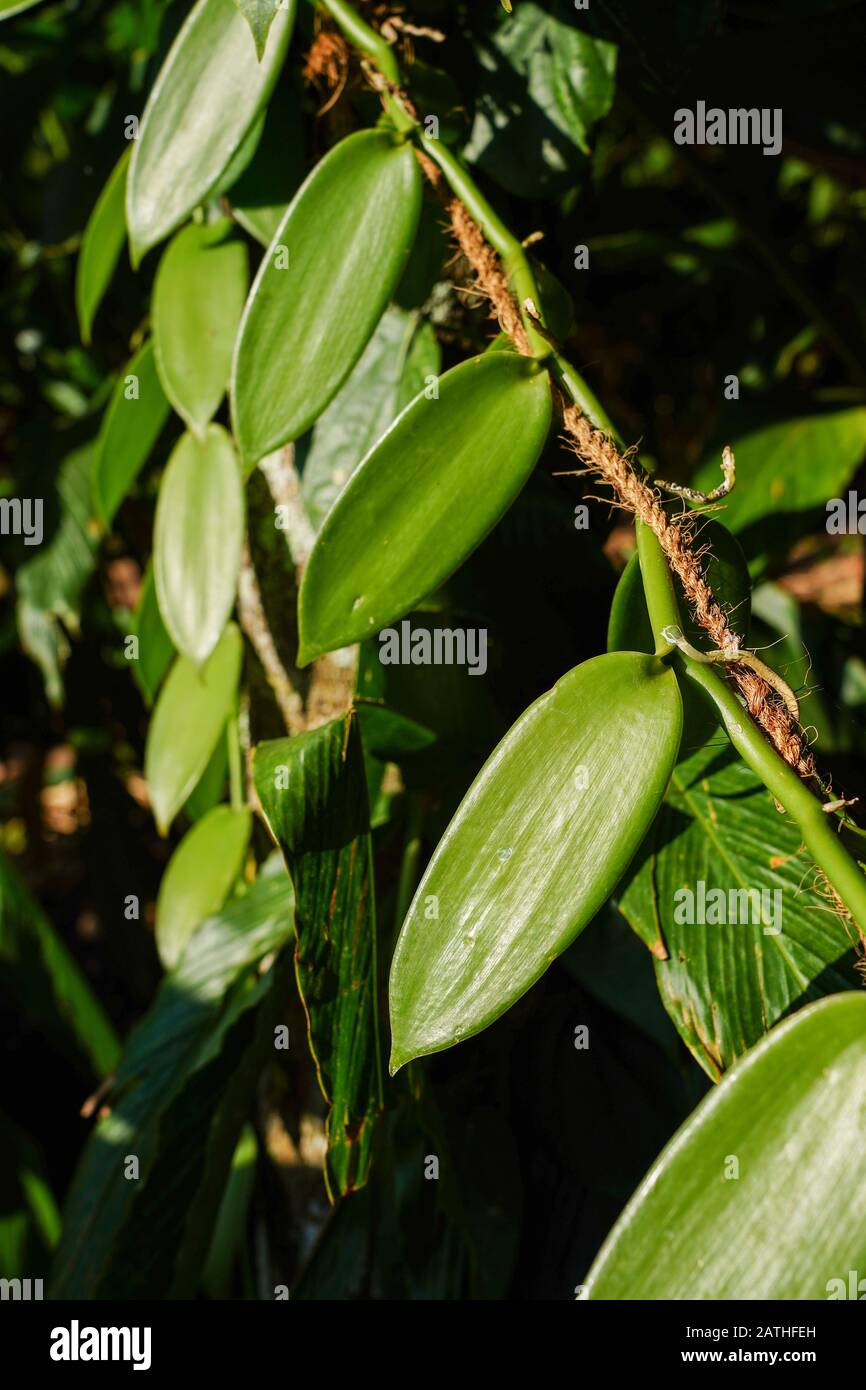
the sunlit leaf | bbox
[389,651,683,1070]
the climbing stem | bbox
[682,659,866,931]
[314,0,866,930]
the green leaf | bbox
[184,729,229,821]
[0,848,120,1078]
[583,993,866,1299]
[388,651,683,1070]
[300,306,441,531]
[75,148,129,345]
[126,0,295,264]
[464,2,617,199]
[17,443,99,707]
[298,352,552,662]
[154,425,244,665]
[145,622,242,834]
[691,408,866,537]
[617,742,862,1080]
[155,804,252,970]
[132,563,175,705]
[254,713,383,1198]
[225,76,306,247]
[51,856,294,1299]
[0,0,45,17]
[92,338,171,527]
[233,0,277,59]
[202,1124,257,1296]
[231,128,423,464]
[153,220,248,437]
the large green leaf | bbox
[145,622,242,834]
[91,338,171,526]
[254,713,382,1198]
[388,651,683,1071]
[75,148,129,345]
[152,219,248,437]
[155,804,252,969]
[126,0,295,264]
[0,848,120,1078]
[51,856,294,1299]
[154,425,244,665]
[617,742,862,1080]
[464,2,617,199]
[583,993,866,1299]
[17,443,98,706]
[300,306,441,531]
[691,408,866,536]
[298,351,552,662]
[230,128,422,464]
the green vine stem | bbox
[313,0,866,932]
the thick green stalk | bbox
[682,659,866,931]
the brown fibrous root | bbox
[561,407,818,783]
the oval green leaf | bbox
[92,339,171,527]
[145,622,242,834]
[298,351,552,662]
[230,128,423,464]
[126,0,295,264]
[388,651,682,1071]
[154,425,244,666]
[76,149,129,345]
[155,804,252,969]
[583,993,866,1299]
[153,220,248,436]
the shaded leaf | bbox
[583,993,866,1299]
[155,804,252,969]
[298,352,552,662]
[154,425,244,665]
[617,741,862,1079]
[389,652,683,1070]
[254,713,382,1198]
[300,306,441,530]
[231,128,422,464]
[17,443,98,706]
[126,0,295,263]
[225,75,306,247]
[464,2,617,198]
[132,563,175,706]
[92,338,171,527]
[153,219,248,437]
[51,856,294,1298]
[145,622,242,834]
[75,148,129,345]
[0,848,120,1078]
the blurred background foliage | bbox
[2,0,865,1298]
